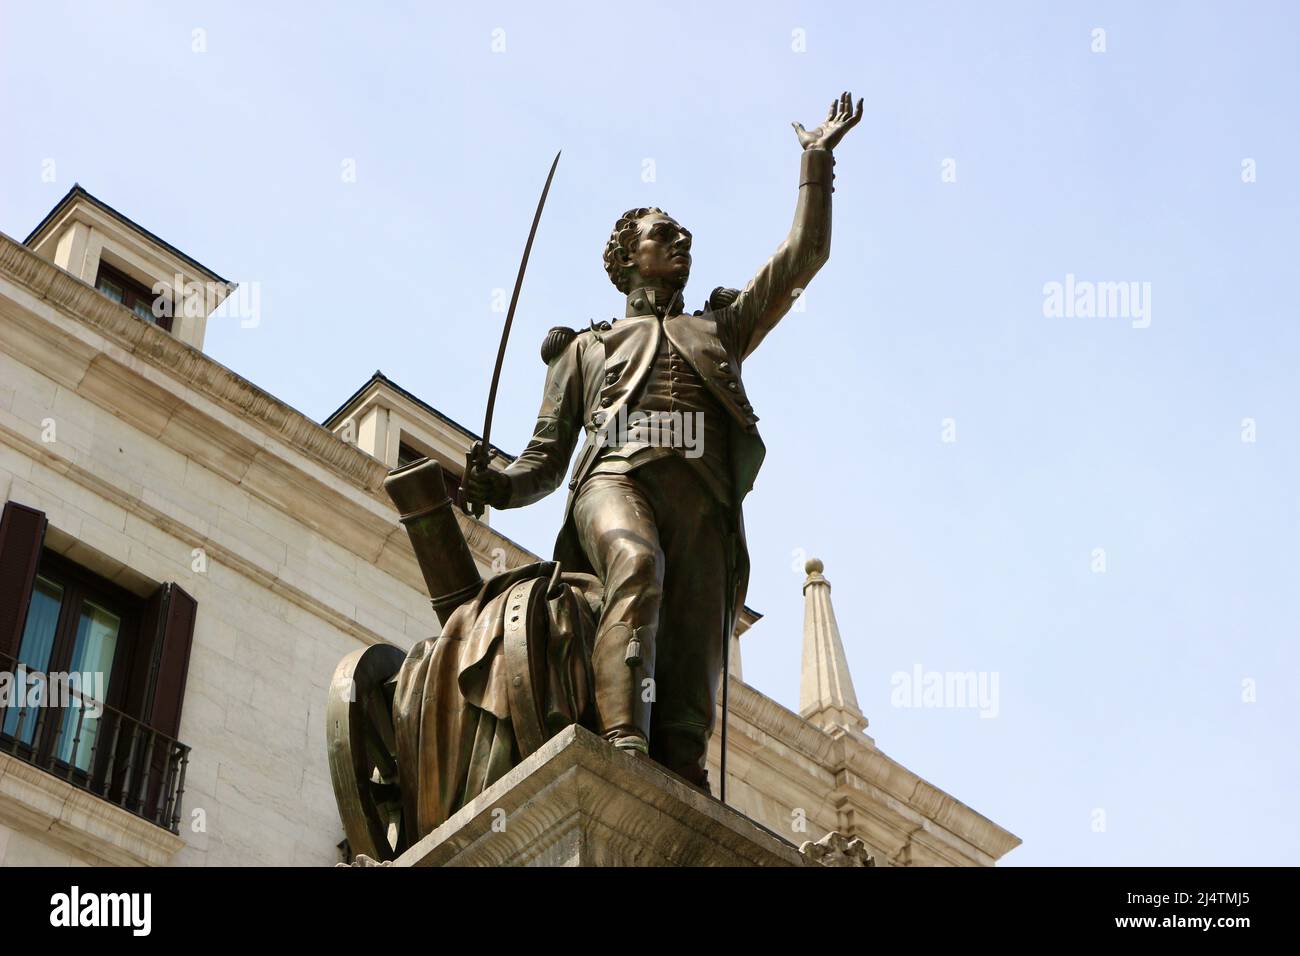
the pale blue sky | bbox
[3,1,1296,865]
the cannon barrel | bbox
[383,458,483,625]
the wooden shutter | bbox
[121,585,166,723]
[0,501,47,663]
[146,583,197,739]
[119,582,196,822]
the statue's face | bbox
[627,215,692,290]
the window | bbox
[0,501,195,832]
[3,555,138,771]
[94,262,173,333]
[397,441,424,468]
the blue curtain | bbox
[2,576,64,742]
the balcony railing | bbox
[0,651,189,835]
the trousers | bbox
[572,454,733,787]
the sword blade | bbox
[481,151,561,452]
[468,150,561,517]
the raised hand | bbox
[792,91,863,152]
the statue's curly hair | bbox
[603,207,671,294]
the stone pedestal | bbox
[393,724,810,867]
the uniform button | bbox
[568,478,577,490]
[601,396,612,407]
[605,372,617,385]
[727,382,739,391]
[718,361,731,373]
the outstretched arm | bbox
[726,91,862,360]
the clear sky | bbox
[3,1,1296,866]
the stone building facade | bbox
[0,187,1019,866]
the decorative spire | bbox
[799,558,867,736]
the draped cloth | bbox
[392,562,599,843]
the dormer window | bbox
[95,262,172,333]
[323,372,509,516]
[25,186,228,348]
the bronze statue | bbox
[464,91,862,783]
[328,92,861,861]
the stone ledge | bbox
[0,750,184,866]
[396,725,811,867]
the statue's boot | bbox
[593,621,655,751]
[650,724,712,792]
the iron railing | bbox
[0,650,189,834]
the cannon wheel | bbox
[327,643,407,862]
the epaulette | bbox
[540,326,578,364]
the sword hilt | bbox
[464,440,490,519]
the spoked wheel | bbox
[326,644,407,862]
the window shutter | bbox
[120,582,197,736]
[0,501,47,663]
[147,583,197,739]
[120,585,165,724]
[120,582,196,823]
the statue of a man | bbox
[465,92,862,790]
